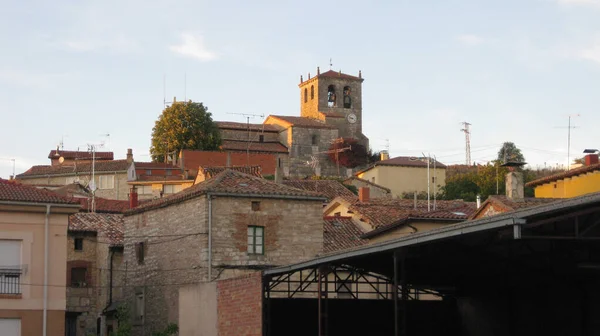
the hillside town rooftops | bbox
[17,160,131,178]
[69,213,124,246]
[357,156,447,175]
[323,216,368,253]
[0,179,80,205]
[48,150,114,160]
[283,179,357,202]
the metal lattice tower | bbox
[460,122,472,165]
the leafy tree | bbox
[328,138,368,168]
[439,172,480,202]
[150,101,222,162]
[152,323,178,336]
[497,142,525,163]
[367,148,381,164]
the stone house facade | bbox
[122,170,325,335]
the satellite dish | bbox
[58,157,65,164]
[89,181,97,192]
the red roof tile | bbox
[358,157,446,175]
[221,140,289,154]
[126,170,326,215]
[217,121,281,132]
[0,179,80,205]
[201,166,263,179]
[470,195,560,219]
[283,180,357,202]
[525,163,600,187]
[323,216,368,253]
[316,70,363,81]
[343,177,391,193]
[17,160,131,178]
[180,150,278,176]
[48,150,114,160]
[265,115,337,129]
[69,213,124,246]
[74,197,131,214]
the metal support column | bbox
[400,254,408,336]
[393,251,399,336]
[263,277,271,336]
[318,266,329,336]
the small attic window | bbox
[252,201,261,211]
[311,135,318,145]
[259,135,264,143]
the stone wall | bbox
[299,78,322,121]
[18,172,129,200]
[287,127,344,177]
[220,129,280,143]
[66,233,98,336]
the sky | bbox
[1,0,600,179]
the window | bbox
[247,226,264,255]
[310,85,314,100]
[0,240,21,294]
[163,184,182,194]
[139,185,153,195]
[145,170,152,176]
[311,134,318,146]
[259,135,264,143]
[304,88,308,103]
[327,85,336,107]
[251,201,261,211]
[166,170,172,176]
[98,175,115,190]
[74,238,83,251]
[134,289,145,324]
[71,267,87,287]
[343,86,352,108]
[0,319,21,335]
[135,242,145,264]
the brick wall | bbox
[217,272,263,336]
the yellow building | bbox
[355,156,446,199]
[526,154,600,198]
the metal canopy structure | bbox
[263,192,600,336]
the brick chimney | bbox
[358,187,370,203]
[126,148,134,164]
[505,171,524,200]
[129,187,139,208]
[585,154,599,166]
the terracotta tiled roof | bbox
[470,195,560,219]
[74,197,131,214]
[283,180,357,202]
[316,70,363,81]
[48,150,114,160]
[323,216,368,253]
[69,213,124,246]
[525,163,600,187]
[202,166,263,179]
[17,160,131,178]
[126,170,326,215]
[135,175,188,182]
[221,140,289,154]
[216,121,281,132]
[361,204,477,239]
[0,179,80,205]
[343,177,391,193]
[265,115,337,129]
[135,162,180,169]
[180,150,278,176]
[357,157,446,175]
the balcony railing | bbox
[0,266,26,295]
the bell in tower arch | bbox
[327,85,336,107]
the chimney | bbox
[358,187,370,203]
[476,195,481,208]
[585,154,599,166]
[226,152,231,167]
[274,158,283,184]
[126,148,134,163]
[380,151,390,161]
[505,171,524,200]
[129,187,139,208]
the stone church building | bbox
[216,68,369,177]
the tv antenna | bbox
[226,112,266,165]
[86,141,106,213]
[460,122,472,165]
[554,114,580,170]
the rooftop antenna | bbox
[460,122,472,165]
[329,58,333,70]
[226,112,266,165]
[555,114,580,170]
[87,141,105,213]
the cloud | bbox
[556,0,600,7]
[169,33,217,62]
[456,34,485,46]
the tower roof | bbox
[299,69,364,86]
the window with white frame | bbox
[0,319,21,335]
[138,185,153,195]
[247,226,264,255]
[163,184,182,194]
[98,175,115,190]
[0,240,22,294]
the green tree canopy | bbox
[150,101,222,161]
[497,142,525,163]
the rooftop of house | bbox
[0,179,80,205]
[357,156,447,175]
[17,160,131,178]
[216,121,281,133]
[69,213,124,246]
[221,140,289,154]
[179,150,278,176]
[74,197,131,214]
[265,115,338,129]
[470,195,561,219]
[126,169,327,215]
[134,162,181,170]
[525,162,600,187]
[300,70,364,85]
[48,150,114,160]
[343,176,391,193]
[283,179,357,202]
[201,165,263,179]
[323,216,368,253]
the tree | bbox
[497,142,525,163]
[150,101,222,162]
[439,172,480,202]
[328,138,369,168]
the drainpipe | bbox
[208,194,213,281]
[43,204,50,336]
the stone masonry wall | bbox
[287,127,343,177]
[217,272,263,336]
[18,172,130,200]
[67,233,98,336]
[220,129,280,143]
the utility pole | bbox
[460,122,472,166]
[433,155,437,211]
[422,153,431,212]
[567,114,580,170]
[87,142,105,213]
[227,112,265,165]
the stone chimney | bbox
[584,154,599,166]
[129,187,139,208]
[380,151,390,161]
[274,157,283,184]
[358,187,370,203]
[126,148,134,163]
[505,171,524,200]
